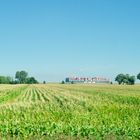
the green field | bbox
[0,84,140,139]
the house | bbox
[65,77,110,84]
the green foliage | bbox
[115,74,126,84]
[115,74,135,85]
[137,73,140,80]
[0,84,139,139]
[128,76,135,85]
[61,81,65,84]
[0,76,12,84]
[71,81,74,84]
[26,77,38,84]
[15,71,28,84]
[15,70,38,84]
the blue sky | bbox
[0,0,140,82]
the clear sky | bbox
[0,0,140,82]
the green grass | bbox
[0,84,139,139]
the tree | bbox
[43,81,46,84]
[110,82,113,84]
[115,74,125,85]
[137,73,140,80]
[115,74,135,85]
[26,77,38,84]
[128,76,135,85]
[0,76,12,84]
[15,71,28,83]
[61,81,65,84]
[71,81,74,84]
[10,80,19,84]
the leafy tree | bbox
[10,80,19,84]
[71,81,74,84]
[26,77,38,84]
[128,76,135,85]
[115,74,135,85]
[124,74,130,84]
[115,74,125,84]
[15,71,28,83]
[43,81,46,84]
[137,73,140,80]
[61,81,65,84]
[0,76,12,84]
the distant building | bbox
[65,77,110,84]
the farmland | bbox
[0,84,140,139]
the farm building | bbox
[65,77,110,84]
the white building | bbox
[65,77,110,84]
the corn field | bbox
[0,84,140,139]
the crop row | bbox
[0,84,139,139]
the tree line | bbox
[115,73,140,85]
[0,71,38,84]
